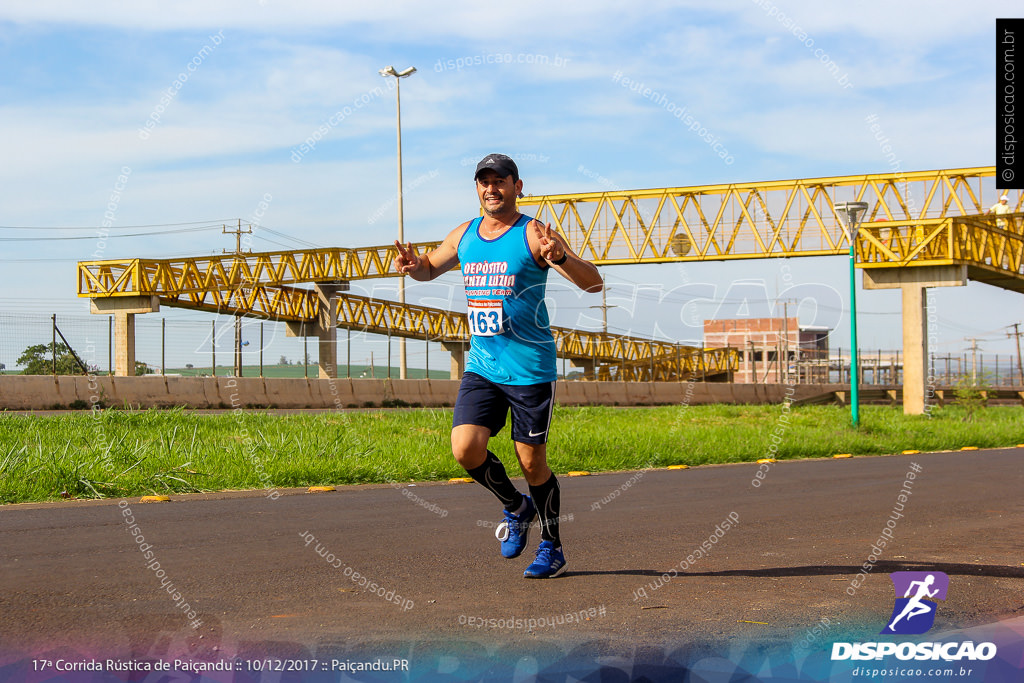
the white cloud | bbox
[0,0,675,40]
[740,0,1008,48]
[0,1,1017,355]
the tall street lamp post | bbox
[834,201,870,427]
[379,65,416,379]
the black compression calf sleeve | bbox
[528,473,561,545]
[466,451,524,512]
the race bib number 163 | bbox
[468,299,504,336]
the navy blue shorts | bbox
[452,372,556,445]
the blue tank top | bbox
[457,214,557,385]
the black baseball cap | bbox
[474,154,519,182]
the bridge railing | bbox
[858,213,1024,274]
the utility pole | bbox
[588,276,612,335]
[601,282,608,335]
[782,300,790,384]
[748,340,758,384]
[1009,323,1024,385]
[967,337,980,384]
[223,220,252,378]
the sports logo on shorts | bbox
[880,571,949,635]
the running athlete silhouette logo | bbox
[881,571,949,635]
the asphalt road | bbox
[3,447,1024,678]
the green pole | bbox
[850,243,860,427]
[836,201,867,428]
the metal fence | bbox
[1,312,1021,385]
[0,312,453,379]
[784,350,1023,387]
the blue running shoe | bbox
[524,540,567,579]
[495,496,536,559]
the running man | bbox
[393,153,602,578]
[888,574,939,631]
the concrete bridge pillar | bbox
[286,281,349,379]
[90,296,160,376]
[864,265,966,414]
[570,358,597,380]
[441,341,468,379]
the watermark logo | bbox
[138,31,225,140]
[846,462,922,596]
[881,571,948,635]
[833,569,996,666]
[631,511,739,601]
[997,19,1022,187]
[611,69,734,165]
[435,53,569,73]
[290,80,395,163]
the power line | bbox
[0,220,238,231]
[250,234,307,251]
[0,249,219,263]
[0,225,226,241]
[251,223,326,250]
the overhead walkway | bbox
[78,166,1020,411]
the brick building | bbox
[704,317,830,384]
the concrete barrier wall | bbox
[0,375,856,411]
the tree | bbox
[135,361,153,376]
[279,355,289,366]
[17,343,93,375]
[954,373,989,422]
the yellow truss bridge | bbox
[79,165,1019,293]
[328,293,735,382]
[79,166,1021,408]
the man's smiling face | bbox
[476,170,522,218]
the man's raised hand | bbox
[393,240,420,274]
[534,223,565,264]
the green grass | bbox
[0,404,1021,504]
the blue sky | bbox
[0,1,1020,371]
